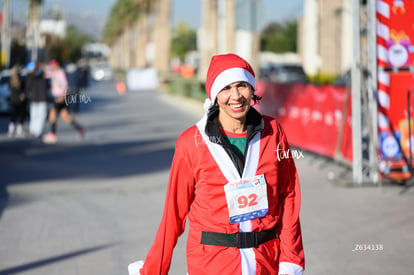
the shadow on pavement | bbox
[1,137,176,184]
[0,137,176,217]
[0,243,116,275]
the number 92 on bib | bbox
[224,174,268,224]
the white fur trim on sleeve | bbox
[278,262,304,275]
[128,260,144,275]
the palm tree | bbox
[154,0,171,72]
[104,0,171,71]
[103,0,140,68]
[104,0,152,68]
[199,0,218,79]
[103,0,140,45]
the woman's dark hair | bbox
[252,93,262,104]
[208,104,219,114]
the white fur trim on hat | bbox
[210,67,255,104]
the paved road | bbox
[0,80,413,275]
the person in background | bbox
[129,53,305,275]
[43,59,84,144]
[65,61,79,113]
[76,58,90,100]
[7,65,27,137]
[25,61,49,138]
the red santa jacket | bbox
[140,109,304,275]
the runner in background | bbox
[43,59,84,144]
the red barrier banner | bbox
[254,81,352,162]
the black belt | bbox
[200,228,278,249]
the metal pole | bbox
[408,89,413,176]
[367,0,380,184]
[352,0,363,184]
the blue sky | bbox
[45,0,303,28]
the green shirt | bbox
[221,129,247,159]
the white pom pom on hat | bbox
[205,53,256,110]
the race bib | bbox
[224,174,268,224]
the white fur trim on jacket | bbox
[278,262,304,275]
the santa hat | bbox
[204,53,256,110]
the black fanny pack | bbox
[200,228,278,249]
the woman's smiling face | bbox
[216,81,254,124]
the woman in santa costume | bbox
[130,53,305,275]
